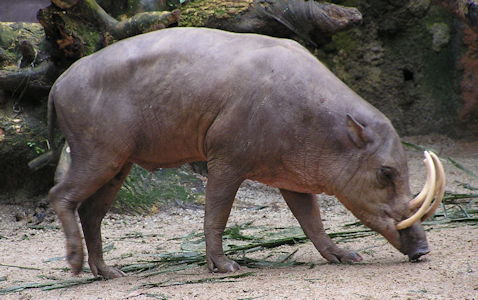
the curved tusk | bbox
[409,150,436,209]
[408,159,431,210]
[421,152,446,221]
[396,151,437,230]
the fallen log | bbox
[179,0,362,46]
[38,0,181,64]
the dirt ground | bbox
[0,135,477,300]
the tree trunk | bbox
[179,0,362,47]
[38,0,180,67]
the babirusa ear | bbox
[346,114,369,148]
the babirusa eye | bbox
[377,166,396,187]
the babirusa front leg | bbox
[280,189,362,263]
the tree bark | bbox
[38,0,180,66]
[0,61,57,94]
[179,0,362,47]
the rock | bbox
[428,22,450,52]
[407,0,431,17]
[316,1,463,137]
[0,23,16,46]
[0,22,45,68]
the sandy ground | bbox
[0,135,477,300]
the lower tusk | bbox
[421,152,446,221]
[397,151,437,230]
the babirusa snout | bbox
[396,151,446,230]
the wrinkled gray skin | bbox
[48,27,429,279]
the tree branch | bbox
[38,0,180,62]
[0,61,57,94]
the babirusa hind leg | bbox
[78,163,133,279]
[49,152,126,275]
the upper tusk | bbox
[408,158,431,210]
[396,151,437,230]
[421,152,446,221]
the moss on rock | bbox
[316,0,462,136]
[0,98,54,202]
[0,22,45,68]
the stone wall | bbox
[316,0,474,137]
